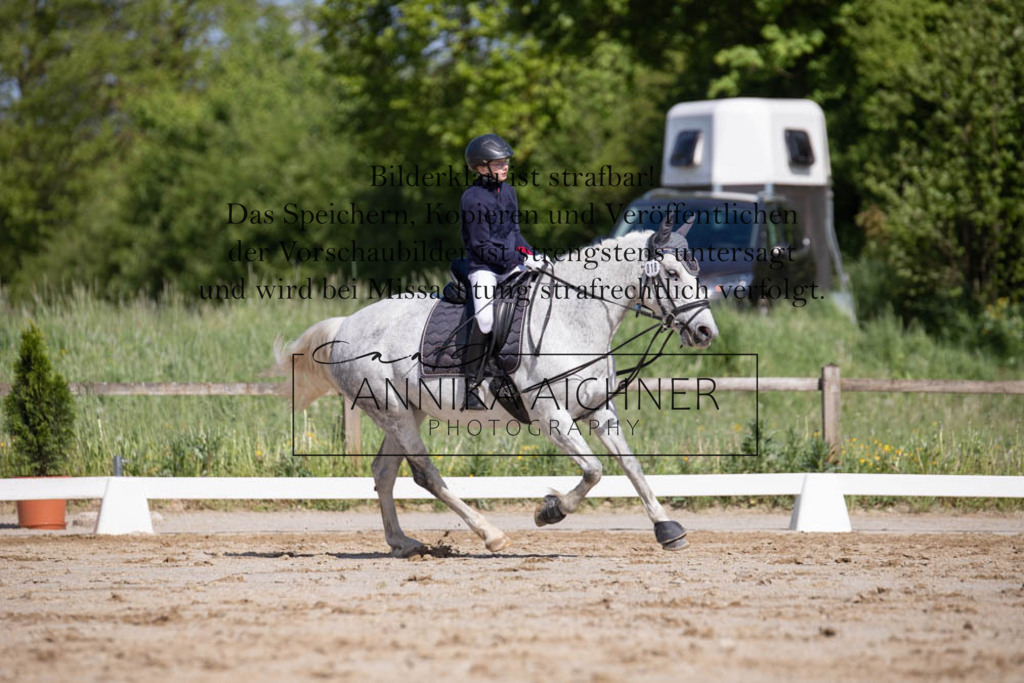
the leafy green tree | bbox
[3,323,75,476]
[0,0,219,294]
[845,0,1024,322]
[505,0,866,248]
[94,2,351,297]
[510,0,1023,330]
[2,0,1019,335]
[10,1,356,297]
[317,0,670,252]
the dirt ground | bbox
[1,509,1022,682]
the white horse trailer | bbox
[661,98,851,312]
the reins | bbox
[516,257,710,420]
[423,224,711,421]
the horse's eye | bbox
[666,269,679,279]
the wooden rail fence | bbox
[2,366,1022,455]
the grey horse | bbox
[275,224,718,556]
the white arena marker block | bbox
[789,473,852,533]
[94,478,154,535]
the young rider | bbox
[460,133,545,409]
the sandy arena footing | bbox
[1,508,1022,682]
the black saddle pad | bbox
[419,284,531,378]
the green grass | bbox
[1,283,1021,498]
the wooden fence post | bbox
[821,364,841,460]
[344,400,362,456]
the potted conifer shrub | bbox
[4,323,76,529]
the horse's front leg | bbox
[612,453,688,551]
[534,454,603,527]
[589,406,688,550]
[531,409,603,526]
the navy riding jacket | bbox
[460,177,533,274]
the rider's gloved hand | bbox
[525,253,550,271]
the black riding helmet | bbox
[465,134,514,176]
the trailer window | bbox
[670,130,702,166]
[784,129,814,166]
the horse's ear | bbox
[654,214,672,246]
[678,216,695,237]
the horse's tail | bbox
[270,316,347,412]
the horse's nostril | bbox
[697,325,713,341]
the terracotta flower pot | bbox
[16,499,68,530]
[16,476,68,530]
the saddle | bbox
[419,260,535,421]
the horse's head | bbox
[641,217,718,348]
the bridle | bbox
[515,219,711,418]
[533,216,710,341]
[636,231,711,344]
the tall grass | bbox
[1,283,1021,491]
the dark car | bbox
[610,190,817,307]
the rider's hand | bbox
[525,253,550,271]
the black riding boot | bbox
[462,323,494,411]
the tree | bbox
[845,0,1024,322]
[57,1,356,297]
[3,323,76,476]
[317,0,671,253]
[5,1,356,297]
[0,0,218,294]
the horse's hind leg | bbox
[372,449,427,558]
[405,455,511,552]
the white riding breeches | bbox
[467,269,497,334]
[468,267,526,334]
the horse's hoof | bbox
[486,534,512,552]
[534,494,567,527]
[655,520,688,550]
[661,536,689,551]
[391,542,428,558]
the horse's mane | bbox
[551,230,653,262]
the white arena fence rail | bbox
[2,473,1023,535]
[2,369,1021,534]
